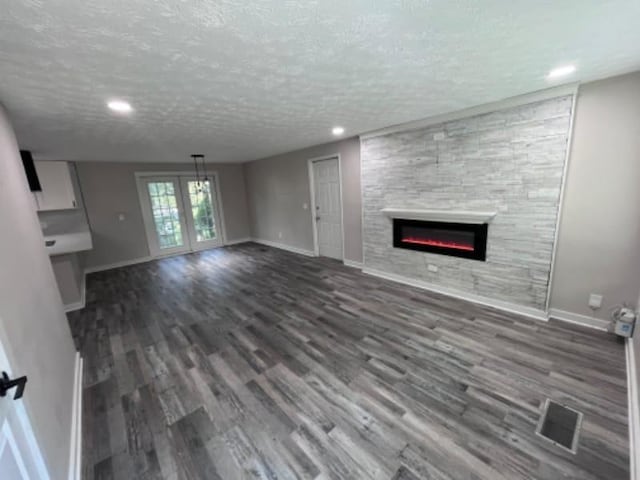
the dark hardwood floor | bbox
[68,242,629,480]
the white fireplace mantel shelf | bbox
[381,208,497,224]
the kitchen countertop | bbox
[41,211,93,256]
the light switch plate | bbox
[588,294,603,309]
[427,264,438,273]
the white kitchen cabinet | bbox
[34,161,77,211]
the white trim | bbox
[63,274,86,313]
[545,89,579,312]
[343,259,364,269]
[308,154,345,260]
[251,238,315,257]
[67,353,83,480]
[84,256,153,274]
[224,237,252,246]
[360,139,366,269]
[627,338,640,480]
[548,308,610,331]
[381,208,497,224]
[362,267,548,322]
[360,83,580,139]
[307,159,320,256]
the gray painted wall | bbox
[361,96,572,310]
[51,253,84,306]
[550,72,640,320]
[76,161,251,269]
[0,104,76,479]
[244,137,363,263]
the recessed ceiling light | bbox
[107,99,133,114]
[547,65,576,80]
[332,126,345,136]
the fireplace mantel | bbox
[381,208,497,224]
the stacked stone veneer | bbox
[361,95,573,310]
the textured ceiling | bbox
[1,0,640,163]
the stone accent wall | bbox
[361,95,573,310]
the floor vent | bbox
[535,399,583,454]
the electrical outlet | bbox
[427,264,438,273]
[278,232,283,239]
[303,203,308,210]
[588,293,603,309]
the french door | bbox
[138,175,224,257]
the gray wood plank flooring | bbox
[68,242,629,479]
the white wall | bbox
[0,104,76,479]
[550,72,640,320]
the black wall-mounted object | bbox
[20,150,42,192]
[393,218,488,261]
[0,371,27,400]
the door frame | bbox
[307,154,345,259]
[134,171,228,258]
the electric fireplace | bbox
[393,218,488,260]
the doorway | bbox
[136,173,225,258]
[309,155,343,260]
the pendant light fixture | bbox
[191,154,204,192]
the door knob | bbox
[315,216,320,221]
[0,371,27,400]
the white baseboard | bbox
[64,273,86,313]
[251,238,316,257]
[362,267,548,322]
[224,237,252,246]
[548,308,610,331]
[84,255,153,274]
[68,352,83,480]
[343,259,364,269]
[627,338,640,480]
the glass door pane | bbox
[147,181,184,249]
[187,180,217,241]
[140,177,190,257]
[180,176,223,251]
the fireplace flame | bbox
[401,237,474,251]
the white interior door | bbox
[312,157,343,260]
[139,177,191,257]
[179,177,224,251]
[0,336,49,480]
